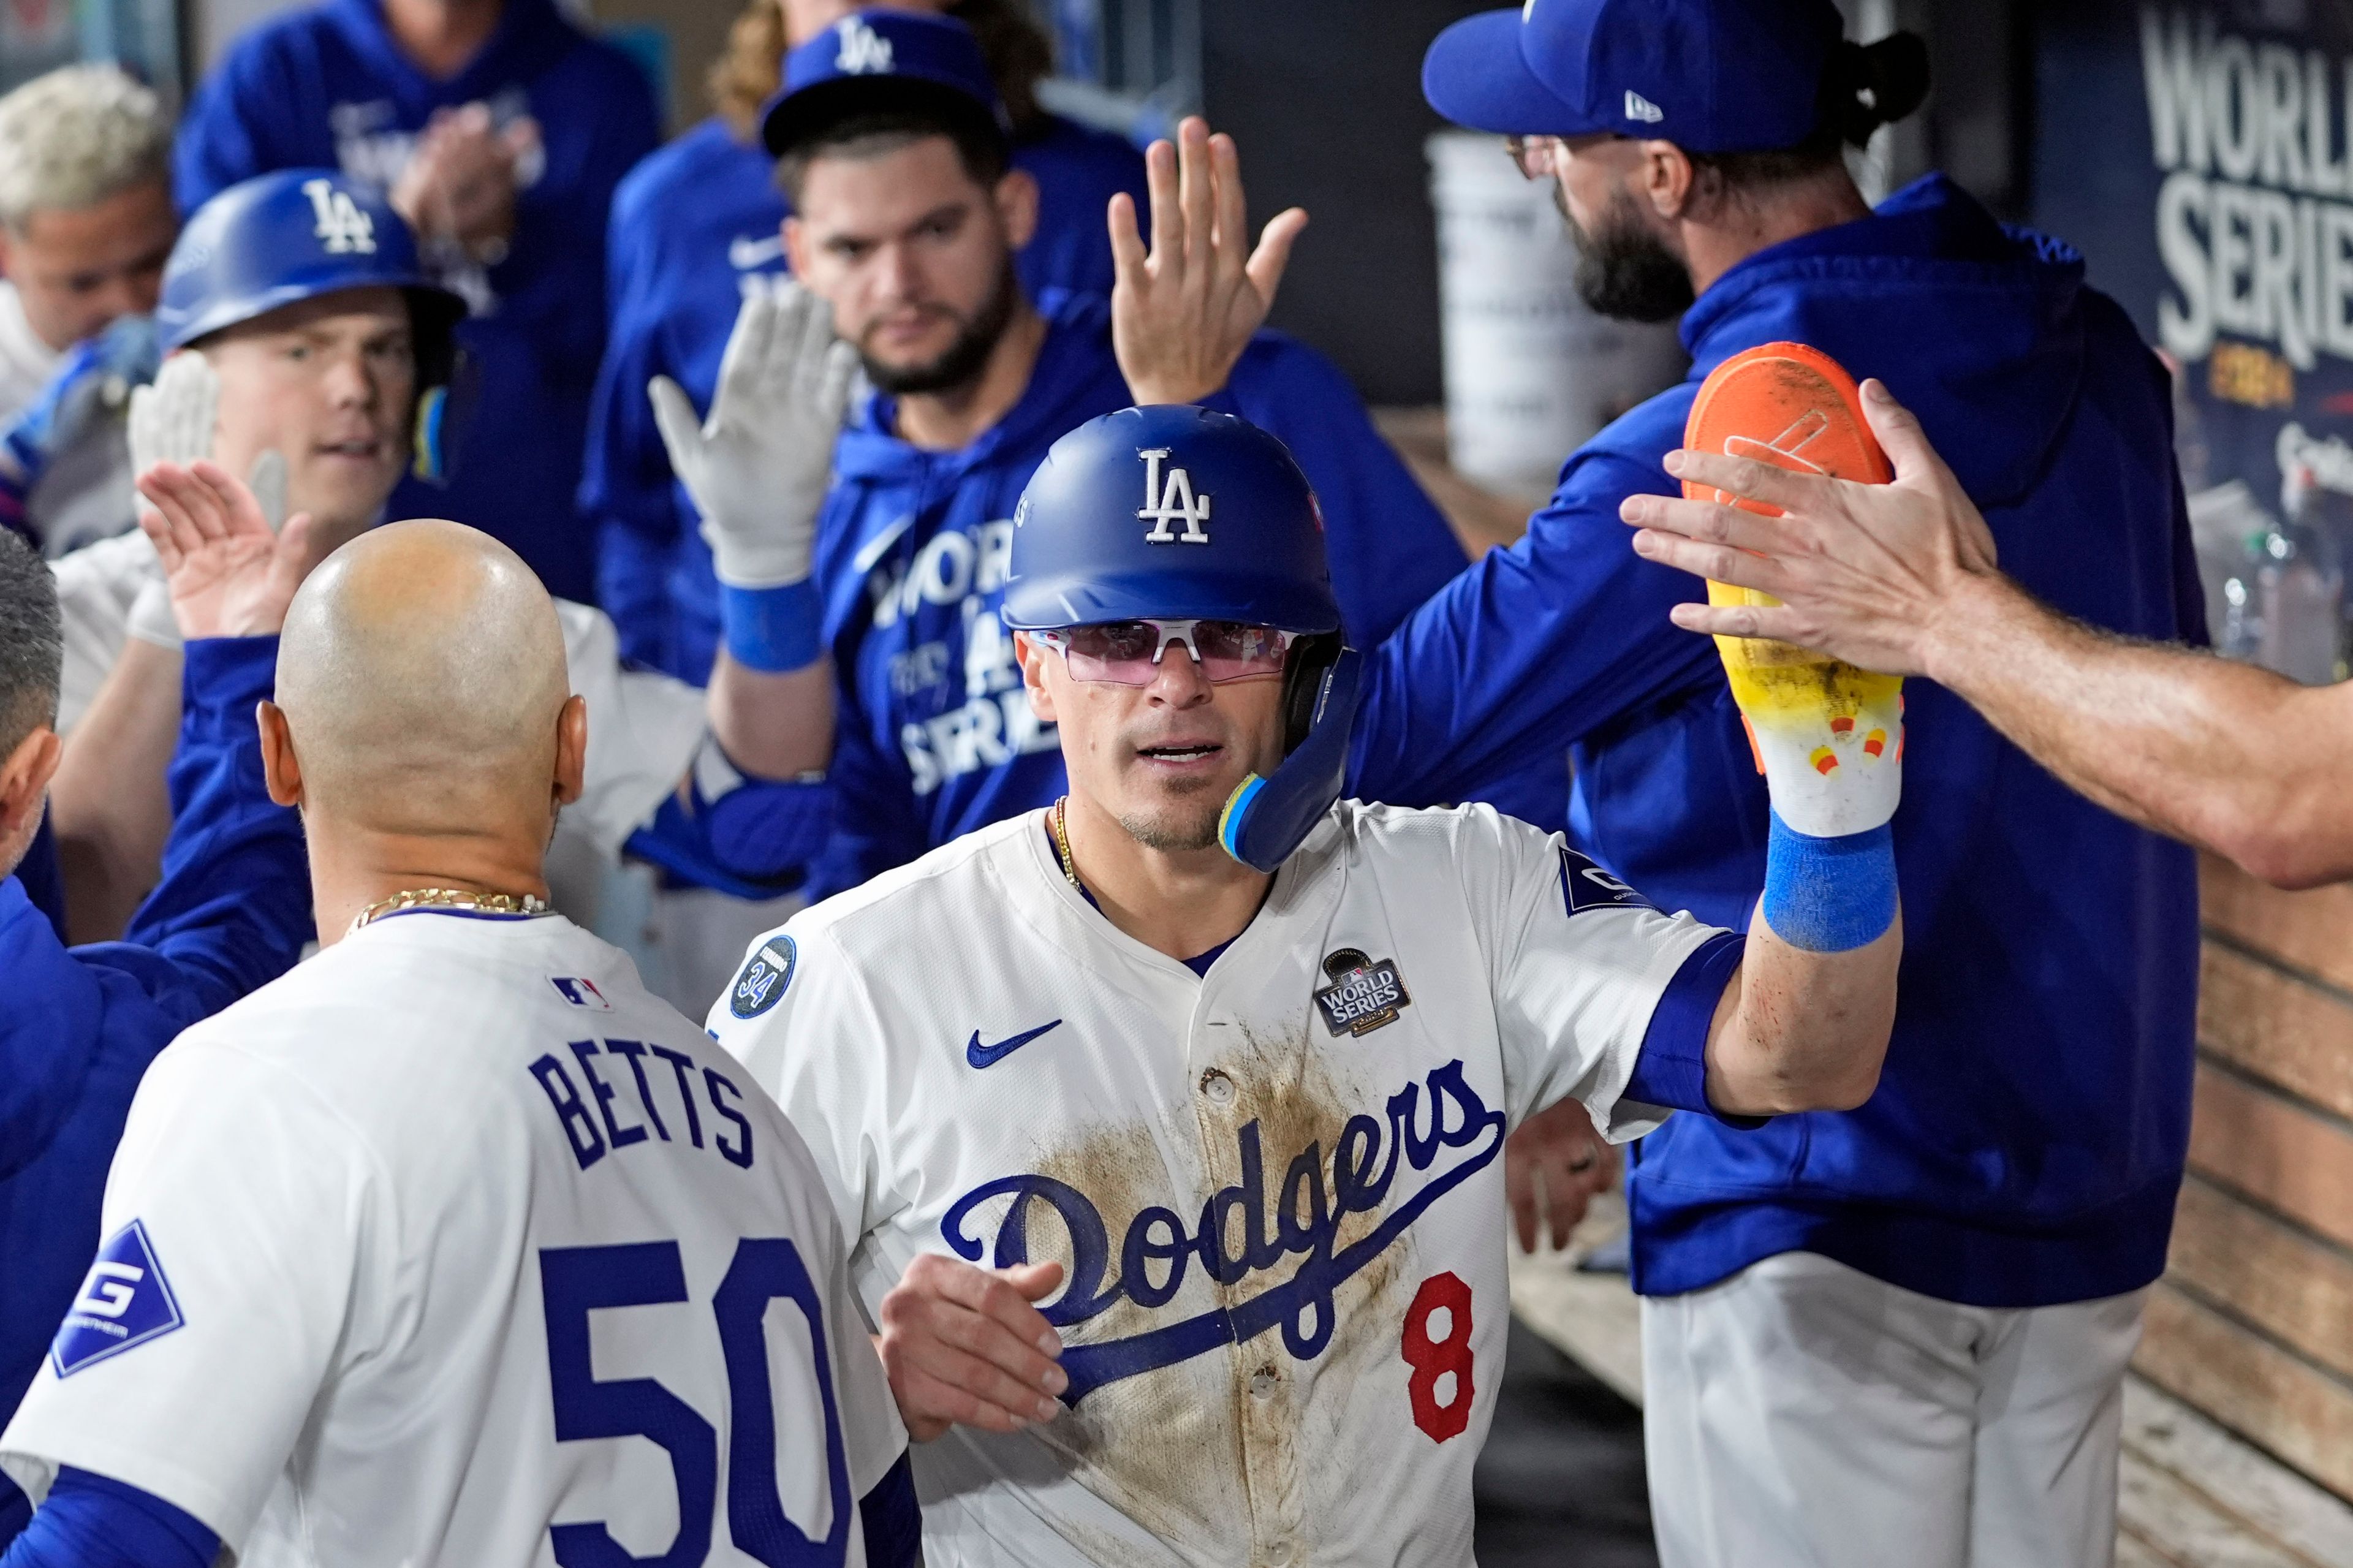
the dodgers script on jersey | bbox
[0,911,904,1566]
[713,801,1730,1568]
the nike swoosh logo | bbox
[966,1020,1063,1069]
[728,233,786,270]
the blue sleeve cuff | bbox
[180,635,279,738]
[719,580,824,673]
[0,1468,218,1568]
[858,1450,920,1568]
[1622,931,1767,1127]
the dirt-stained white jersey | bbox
[711,800,1735,1568]
[0,909,904,1567]
[44,536,704,855]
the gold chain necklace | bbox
[1050,797,1083,891]
[348,886,550,934]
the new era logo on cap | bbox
[1624,89,1664,123]
[51,1220,186,1377]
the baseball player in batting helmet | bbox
[711,402,1908,1567]
[47,169,832,962]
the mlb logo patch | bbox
[51,1220,184,1377]
[550,976,613,1011]
[730,936,798,1020]
[1314,947,1412,1038]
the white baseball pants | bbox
[1640,1251,2149,1568]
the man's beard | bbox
[1561,184,1696,324]
[1120,794,1224,855]
[858,259,1021,396]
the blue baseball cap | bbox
[1422,0,1846,153]
[760,9,1012,162]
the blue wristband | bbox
[1760,809,1897,953]
[719,580,824,673]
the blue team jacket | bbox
[175,0,661,604]
[1350,175,2203,1309]
[580,113,1150,681]
[803,291,1485,898]
[0,639,311,1436]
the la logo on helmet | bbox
[836,17,894,74]
[1137,447,1211,545]
[301,179,376,256]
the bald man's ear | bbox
[258,700,305,809]
[553,694,587,809]
[0,724,63,838]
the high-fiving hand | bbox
[1110,116,1308,407]
[135,460,318,640]
[1622,378,2001,680]
[650,282,859,592]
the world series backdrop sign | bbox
[2033,3,2353,504]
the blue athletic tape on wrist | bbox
[719,579,823,672]
[1760,809,1897,953]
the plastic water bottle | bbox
[2253,463,2346,686]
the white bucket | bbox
[1426,131,1687,493]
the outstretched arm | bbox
[1704,902,1901,1116]
[1621,380,2353,889]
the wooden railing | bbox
[2140,857,2353,1500]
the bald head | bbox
[273,520,576,837]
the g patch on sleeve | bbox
[1560,847,1655,917]
[729,934,798,1019]
[51,1219,186,1377]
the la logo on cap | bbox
[835,17,894,74]
[301,178,375,256]
[1137,447,1211,545]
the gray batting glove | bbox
[128,352,287,531]
[649,282,858,590]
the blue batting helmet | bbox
[1003,404,1362,873]
[158,170,469,478]
[1002,404,1341,634]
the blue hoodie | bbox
[0,639,311,1481]
[805,291,1546,900]
[175,0,661,605]
[1350,175,2203,1309]
[580,114,1149,680]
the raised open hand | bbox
[1110,116,1308,406]
[135,459,319,639]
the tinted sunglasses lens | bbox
[1194,622,1289,680]
[1062,622,1162,684]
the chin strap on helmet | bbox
[1218,642,1362,874]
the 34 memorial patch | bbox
[1560,847,1653,915]
[730,936,798,1018]
[1314,947,1412,1037]
[51,1219,184,1377]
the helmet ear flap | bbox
[1281,632,1344,754]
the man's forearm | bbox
[706,650,835,780]
[1925,572,2353,887]
[1708,915,1902,1116]
[50,640,181,942]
